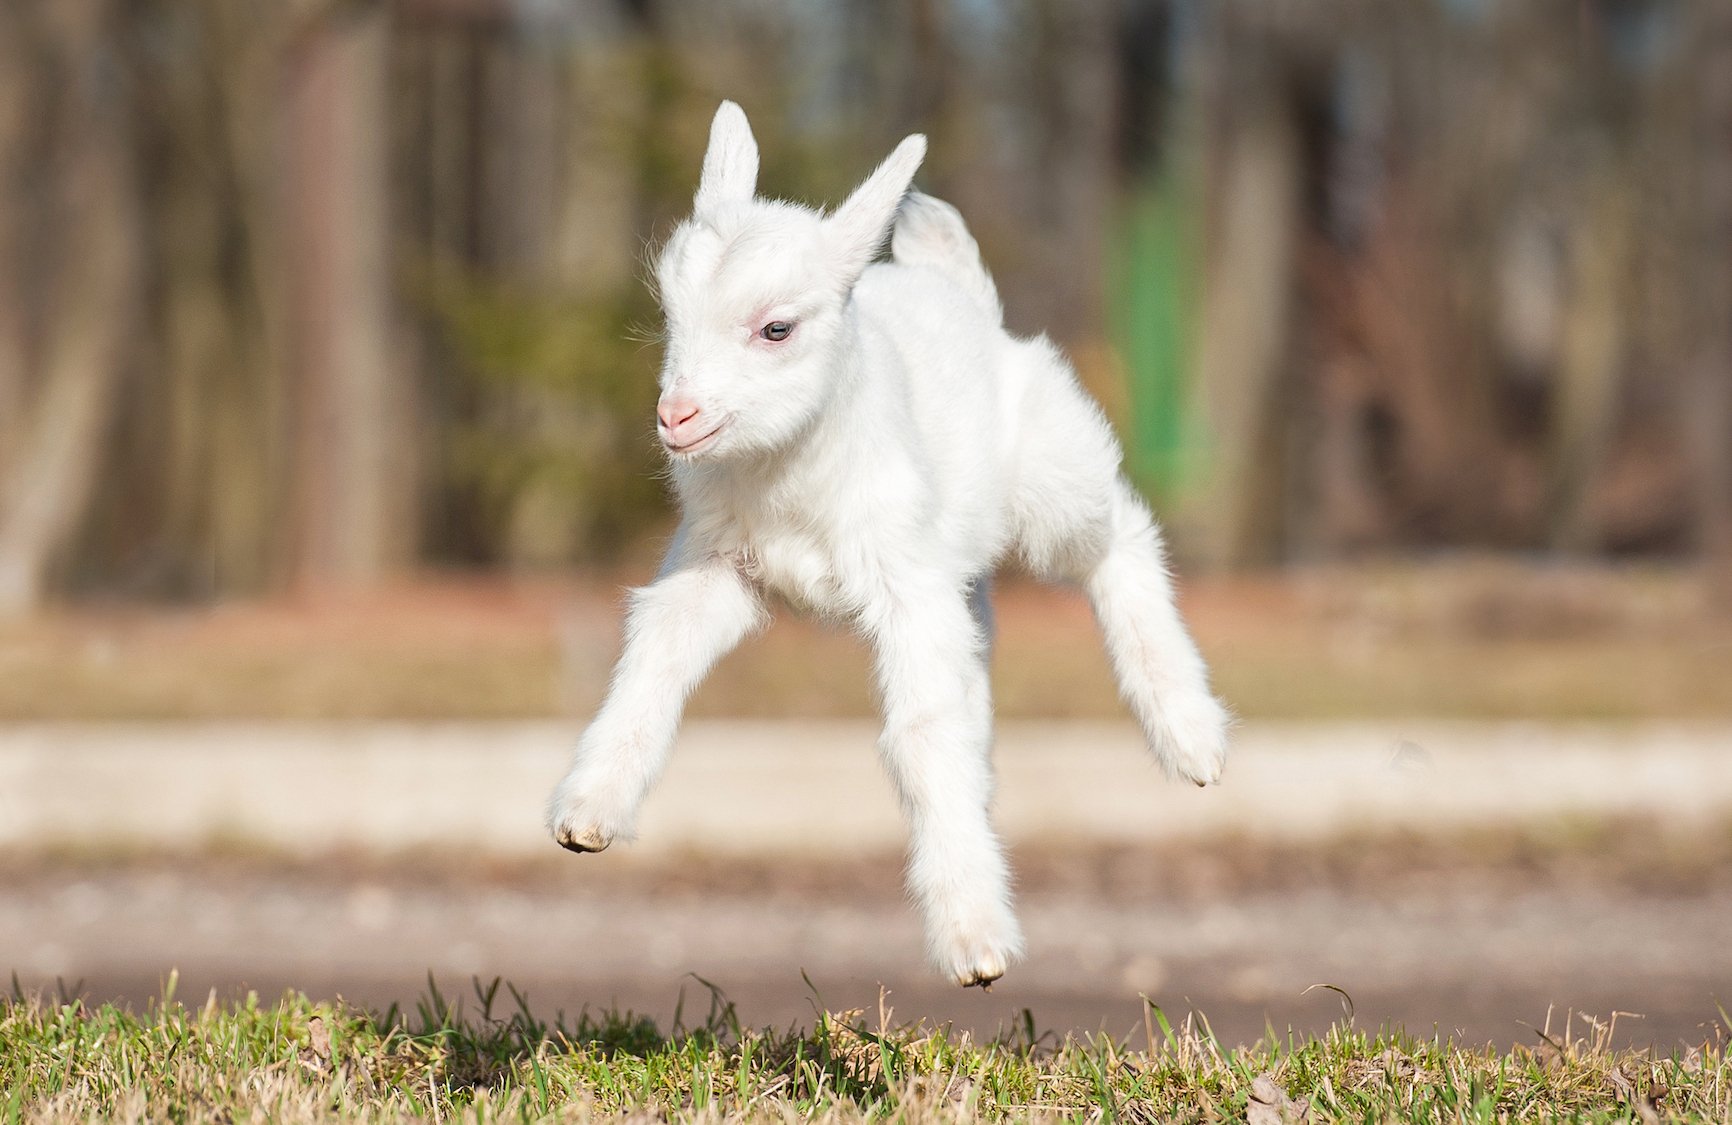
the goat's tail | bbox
[891,192,1002,322]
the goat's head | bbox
[651,101,925,461]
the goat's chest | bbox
[735,525,855,617]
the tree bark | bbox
[0,0,140,617]
[1548,174,1631,554]
[1693,3,1732,603]
[1184,71,1302,568]
[282,6,417,593]
[0,6,31,449]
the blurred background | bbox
[1,0,1729,1050]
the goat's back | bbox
[890,193,1002,323]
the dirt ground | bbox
[3,716,1729,1049]
[5,838,1728,1051]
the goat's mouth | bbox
[662,421,728,456]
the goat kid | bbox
[547,101,1229,988]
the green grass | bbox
[3,979,1726,1123]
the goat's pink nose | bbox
[657,396,700,433]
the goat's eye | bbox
[760,321,793,342]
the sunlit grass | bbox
[4,978,1726,1123]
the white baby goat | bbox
[547,101,1228,988]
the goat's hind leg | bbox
[1004,337,1229,784]
[1082,478,1229,785]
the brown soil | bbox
[5,831,1729,1051]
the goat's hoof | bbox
[1154,691,1230,787]
[939,922,1021,990]
[953,951,1009,989]
[553,824,612,853]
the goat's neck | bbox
[784,318,870,481]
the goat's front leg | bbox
[867,579,1023,987]
[547,553,764,852]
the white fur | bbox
[548,101,1229,987]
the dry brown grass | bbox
[0,561,1726,722]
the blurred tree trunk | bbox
[554,44,643,297]
[0,0,141,617]
[1548,173,1631,553]
[1693,2,1732,602]
[1185,68,1301,568]
[1029,0,1119,345]
[140,0,292,597]
[0,8,31,454]
[282,6,417,593]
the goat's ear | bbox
[826,134,927,287]
[694,101,759,220]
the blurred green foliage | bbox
[426,272,670,568]
[1111,172,1203,508]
